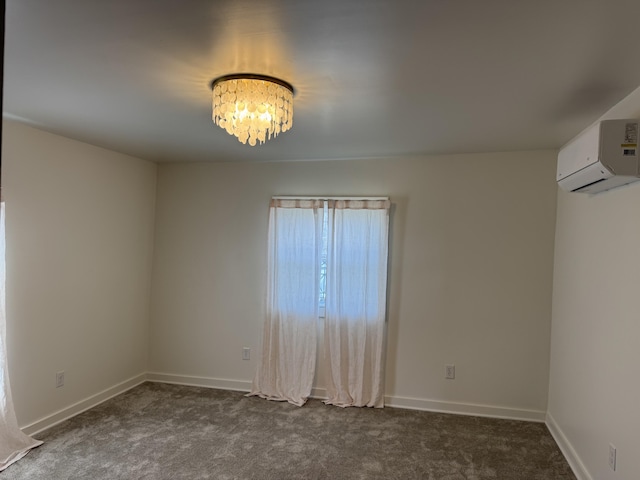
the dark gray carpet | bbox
[5,382,576,479]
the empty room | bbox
[1,1,639,479]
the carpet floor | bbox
[4,382,576,479]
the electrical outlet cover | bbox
[445,364,455,379]
[609,444,616,471]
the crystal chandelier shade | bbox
[211,74,294,146]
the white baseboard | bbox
[310,387,327,399]
[546,412,592,480]
[385,394,546,422]
[21,373,147,437]
[146,372,545,422]
[146,372,252,392]
[147,373,328,401]
[20,372,549,440]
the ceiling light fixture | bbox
[211,74,294,146]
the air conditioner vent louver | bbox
[557,119,639,194]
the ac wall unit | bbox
[557,119,639,194]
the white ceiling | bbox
[4,0,640,163]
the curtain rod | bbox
[272,196,389,201]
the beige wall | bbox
[1,118,561,429]
[547,88,640,480]
[150,150,558,417]
[549,184,640,480]
[2,120,157,427]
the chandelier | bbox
[211,74,294,146]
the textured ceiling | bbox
[4,0,640,163]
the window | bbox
[250,197,390,407]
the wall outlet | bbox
[445,364,455,380]
[56,371,65,388]
[242,347,251,361]
[609,443,616,471]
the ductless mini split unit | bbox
[557,119,640,194]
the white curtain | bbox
[0,203,43,471]
[249,199,323,406]
[323,199,390,408]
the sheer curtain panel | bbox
[323,199,390,408]
[249,199,323,406]
[0,203,43,471]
